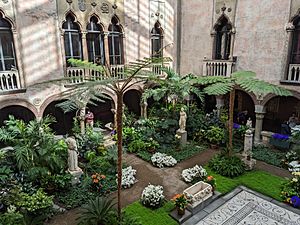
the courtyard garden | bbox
[1,60,300,225]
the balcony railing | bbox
[203,59,235,77]
[0,70,22,92]
[152,62,172,76]
[284,64,300,84]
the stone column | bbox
[104,32,110,66]
[210,30,217,59]
[215,95,224,117]
[229,28,236,60]
[242,129,256,170]
[254,105,266,143]
[60,30,67,71]
[81,31,89,61]
[284,23,295,81]
[12,29,24,88]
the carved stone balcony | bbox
[0,70,22,92]
[152,62,172,76]
[282,64,300,84]
[203,59,235,77]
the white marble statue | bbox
[179,107,187,131]
[65,137,80,172]
[246,118,252,128]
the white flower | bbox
[141,184,165,208]
[116,166,137,189]
[181,165,207,183]
[151,152,177,168]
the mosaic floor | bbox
[196,190,300,225]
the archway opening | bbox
[87,95,114,127]
[264,96,300,133]
[233,90,255,125]
[123,90,141,116]
[0,105,35,126]
[43,100,76,135]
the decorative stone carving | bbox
[33,98,42,106]
[112,3,117,9]
[184,181,213,205]
[179,107,187,131]
[285,22,295,32]
[66,0,72,3]
[66,137,83,184]
[2,0,8,3]
[78,0,86,12]
[242,129,256,170]
[246,118,252,128]
[91,1,97,7]
[101,3,109,13]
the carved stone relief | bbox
[78,0,86,12]
[101,3,109,13]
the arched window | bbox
[151,22,163,58]
[87,16,105,65]
[108,16,124,65]
[63,14,82,65]
[0,17,17,71]
[214,16,232,60]
[291,17,300,64]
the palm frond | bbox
[195,76,231,85]
[203,82,234,95]
[231,71,256,79]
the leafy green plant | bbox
[40,173,72,192]
[252,145,284,167]
[77,196,116,225]
[205,126,225,145]
[16,189,53,213]
[128,139,147,153]
[0,211,23,225]
[208,154,245,178]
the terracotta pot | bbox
[177,207,185,215]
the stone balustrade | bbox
[0,70,22,92]
[110,65,125,79]
[286,64,300,83]
[202,59,235,77]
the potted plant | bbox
[205,126,225,149]
[172,194,189,215]
[205,175,216,193]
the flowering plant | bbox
[151,152,177,168]
[172,194,189,210]
[118,166,137,189]
[281,172,300,207]
[141,184,164,208]
[91,173,106,192]
[205,175,216,188]
[181,165,207,183]
[272,133,290,140]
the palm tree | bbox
[142,68,203,106]
[43,57,170,220]
[196,71,292,155]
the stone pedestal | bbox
[169,208,192,224]
[254,105,266,144]
[176,129,187,146]
[242,129,256,170]
[69,169,83,185]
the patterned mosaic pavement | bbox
[196,190,300,225]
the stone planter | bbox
[177,207,185,215]
[269,138,290,150]
[183,181,213,204]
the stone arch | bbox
[213,14,233,31]
[124,89,142,116]
[263,96,300,133]
[87,13,105,30]
[0,9,16,30]
[109,15,124,34]
[0,105,36,126]
[42,100,76,135]
[0,99,38,117]
[61,10,83,31]
[87,94,114,127]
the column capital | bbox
[285,22,295,32]
[81,31,88,38]
[255,104,266,114]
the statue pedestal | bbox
[242,158,256,171]
[176,129,187,146]
[69,169,83,185]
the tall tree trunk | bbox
[116,92,123,221]
[228,88,235,156]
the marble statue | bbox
[65,137,80,172]
[246,118,252,128]
[179,107,187,131]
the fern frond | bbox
[203,82,234,95]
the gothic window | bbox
[108,16,123,65]
[0,17,17,71]
[151,21,163,58]
[214,16,232,60]
[87,16,105,65]
[291,17,300,64]
[63,14,82,65]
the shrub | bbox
[140,184,164,208]
[281,172,300,208]
[120,166,137,189]
[208,154,245,178]
[151,153,177,168]
[128,139,147,153]
[181,165,207,183]
[205,126,225,145]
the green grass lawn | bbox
[123,169,287,225]
[124,201,178,225]
[206,168,287,201]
